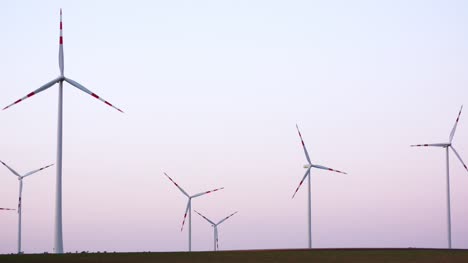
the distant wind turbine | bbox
[411,105,467,249]
[2,9,123,254]
[163,173,224,252]
[0,160,53,254]
[194,210,238,251]
[292,125,347,249]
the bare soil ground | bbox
[1,248,468,263]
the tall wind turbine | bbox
[163,172,224,252]
[1,160,53,254]
[411,105,467,249]
[2,10,124,254]
[292,125,347,249]
[194,210,238,251]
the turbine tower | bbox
[163,172,224,252]
[411,105,467,249]
[1,160,53,254]
[194,210,238,251]
[292,125,347,249]
[2,10,124,253]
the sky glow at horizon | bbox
[1,0,468,254]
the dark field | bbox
[1,248,468,263]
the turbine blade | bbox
[192,187,224,198]
[311,164,347,174]
[0,208,15,211]
[449,105,463,142]
[2,77,61,111]
[180,200,190,232]
[450,146,468,172]
[410,143,449,147]
[194,210,216,225]
[296,124,311,164]
[292,167,311,199]
[22,164,54,178]
[59,8,64,75]
[163,173,189,197]
[0,160,20,177]
[217,211,238,225]
[64,77,124,113]
[216,228,219,250]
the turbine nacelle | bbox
[303,164,311,169]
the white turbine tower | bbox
[163,173,224,252]
[194,210,238,251]
[2,10,124,254]
[292,125,347,249]
[411,105,467,249]
[0,160,53,254]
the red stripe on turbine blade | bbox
[60,22,62,30]
[105,101,113,107]
[27,92,35,98]
[59,36,63,44]
[91,93,99,99]
[181,213,188,231]
[14,99,22,105]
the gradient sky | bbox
[1,0,468,254]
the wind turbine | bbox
[292,125,347,249]
[2,10,123,254]
[411,105,467,249]
[194,210,238,251]
[163,172,224,252]
[0,160,53,254]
